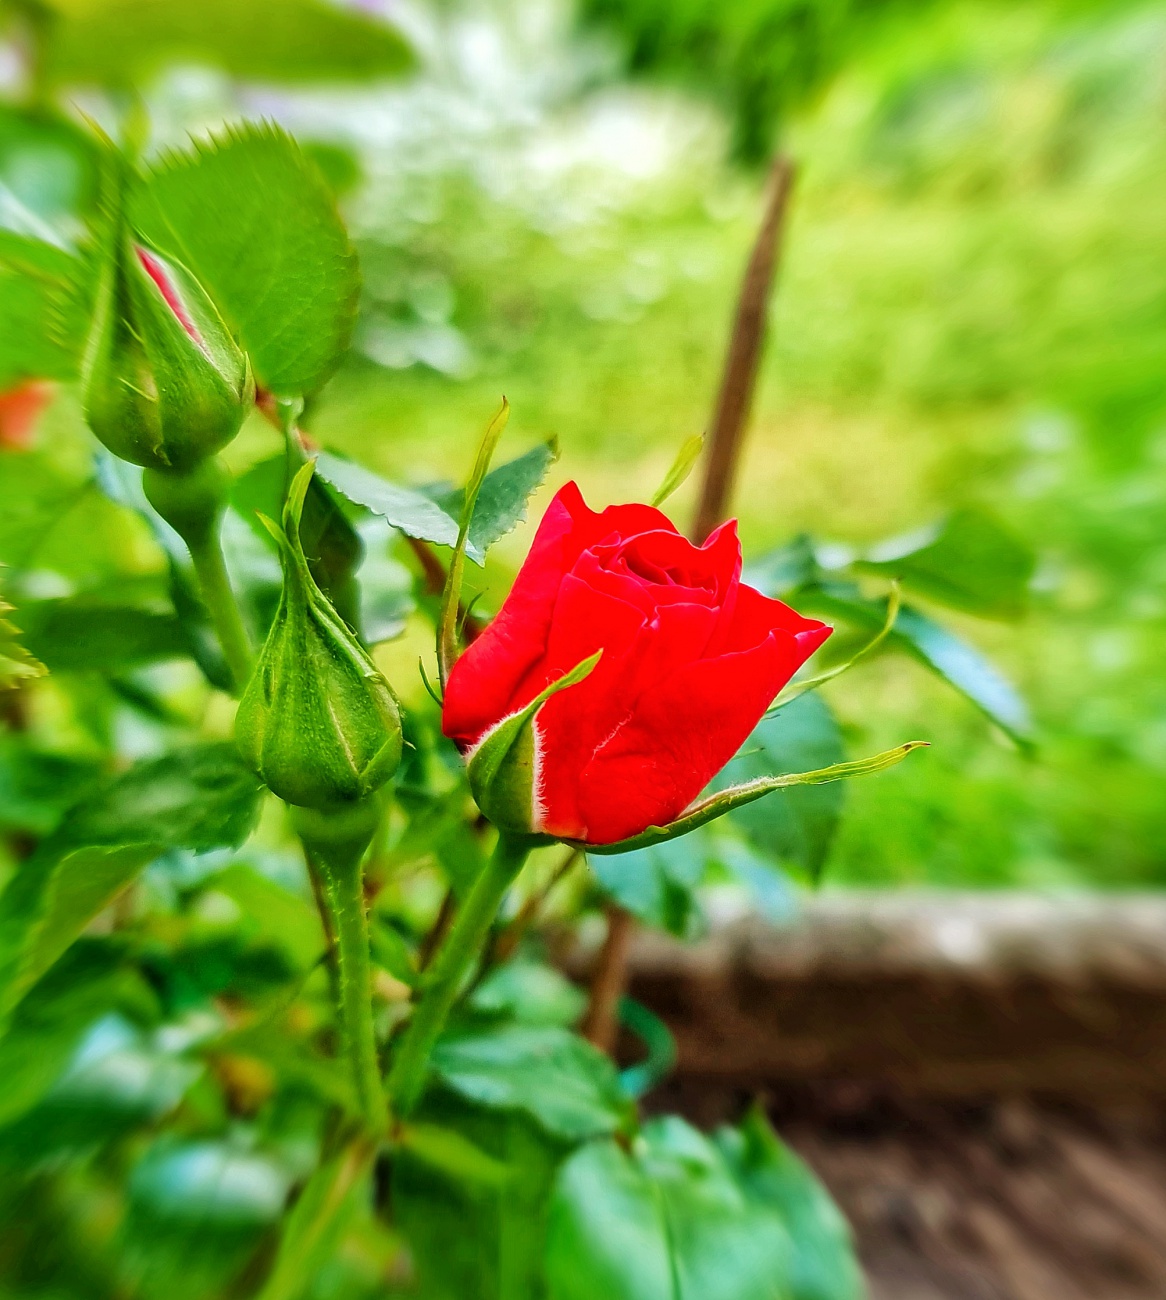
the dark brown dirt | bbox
[594,898,1166,1300]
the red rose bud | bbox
[443,482,832,846]
[236,462,403,810]
[0,381,54,450]
[81,239,253,472]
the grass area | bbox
[304,0,1166,888]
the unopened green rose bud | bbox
[236,462,403,810]
[81,236,254,472]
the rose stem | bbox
[583,153,797,1056]
[388,833,531,1117]
[185,531,254,690]
[294,804,388,1137]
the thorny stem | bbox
[584,154,797,1054]
[388,833,531,1117]
[294,803,388,1137]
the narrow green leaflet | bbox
[132,124,360,397]
[43,0,412,88]
[853,506,1034,620]
[584,740,926,857]
[716,693,846,882]
[717,1108,864,1300]
[650,434,704,508]
[0,744,263,1020]
[798,586,1033,745]
[430,1024,634,1143]
[436,437,561,557]
[544,1117,792,1300]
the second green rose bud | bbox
[236,462,403,810]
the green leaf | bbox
[393,1104,564,1300]
[587,833,709,936]
[0,103,102,239]
[716,693,846,882]
[798,586,1033,745]
[314,451,461,550]
[584,739,927,857]
[16,591,190,671]
[132,123,360,397]
[544,1116,792,1300]
[256,1136,374,1300]
[0,743,263,1019]
[469,961,587,1029]
[436,437,561,559]
[43,0,412,87]
[430,1023,634,1143]
[0,233,91,386]
[853,507,1034,620]
[650,434,704,508]
[0,738,100,836]
[717,1107,864,1300]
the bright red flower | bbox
[442,482,832,845]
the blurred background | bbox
[4,0,1166,1296]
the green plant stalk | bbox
[187,531,253,691]
[294,802,388,1137]
[388,832,531,1116]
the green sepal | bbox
[467,651,602,836]
[236,461,403,810]
[583,741,929,856]
[81,212,254,471]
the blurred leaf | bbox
[132,123,360,397]
[616,998,676,1100]
[715,692,846,882]
[430,1023,633,1142]
[16,591,190,671]
[394,1103,564,1300]
[0,738,100,836]
[469,961,587,1028]
[799,585,1033,745]
[853,507,1034,619]
[256,1136,374,1300]
[356,516,415,644]
[0,450,83,567]
[587,833,708,936]
[0,103,101,239]
[545,1116,791,1300]
[397,1122,509,1188]
[211,862,324,971]
[0,232,91,385]
[43,0,412,87]
[436,438,561,561]
[0,743,263,1019]
[717,1107,864,1300]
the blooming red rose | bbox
[442,482,831,845]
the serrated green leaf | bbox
[717,693,846,882]
[314,451,461,549]
[0,234,92,386]
[717,1107,864,1300]
[545,1116,792,1300]
[42,0,412,87]
[436,437,560,560]
[430,1023,633,1143]
[0,595,44,689]
[0,744,263,1019]
[853,507,1034,620]
[132,123,360,397]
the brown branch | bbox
[583,155,798,1057]
[582,904,636,1054]
[690,154,796,545]
[417,888,456,972]
[491,846,581,966]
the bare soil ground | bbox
[598,894,1166,1300]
